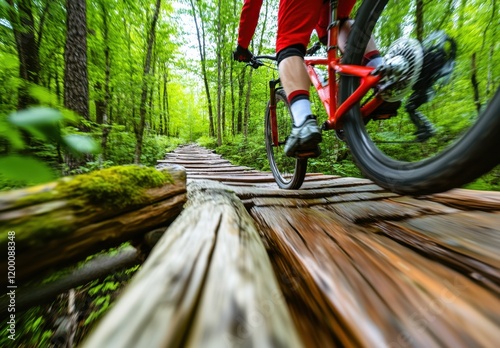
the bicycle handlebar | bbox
[249,55,277,69]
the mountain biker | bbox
[233,0,389,157]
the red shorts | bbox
[276,0,356,53]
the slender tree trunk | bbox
[216,0,223,146]
[64,0,90,125]
[7,0,42,109]
[99,0,112,157]
[243,0,269,138]
[470,53,481,114]
[237,71,245,134]
[134,0,161,164]
[189,0,215,137]
[163,70,169,136]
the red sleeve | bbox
[237,0,264,49]
[338,0,356,18]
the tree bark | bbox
[134,0,161,164]
[7,0,42,109]
[189,0,215,137]
[64,0,90,125]
[470,53,481,114]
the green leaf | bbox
[63,134,100,155]
[0,119,24,150]
[61,108,79,123]
[8,107,63,142]
[8,107,62,128]
[0,156,54,183]
[28,85,59,106]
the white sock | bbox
[290,99,312,126]
[366,56,383,68]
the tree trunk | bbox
[64,0,90,125]
[237,70,245,134]
[134,0,161,164]
[216,0,223,146]
[470,53,481,114]
[7,0,41,109]
[99,0,112,157]
[189,0,215,137]
[163,70,169,136]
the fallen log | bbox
[82,180,302,348]
[0,165,187,284]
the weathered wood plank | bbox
[427,188,500,210]
[157,159,231,165]
[250,206,500,347]
[375,212,500,291]
[83,181,302,348]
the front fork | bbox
[268,79,280,146]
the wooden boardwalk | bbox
[86,144,500,347]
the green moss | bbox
[58,165,173,209]
[0,166,174,250]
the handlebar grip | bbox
[249,58,264,69]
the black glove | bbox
[233,45,253,63]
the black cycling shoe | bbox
[284,115,322,158]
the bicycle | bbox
[250,0,500,194]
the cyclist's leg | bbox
[276,0,323,157]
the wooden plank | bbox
[158,163,237,169]
[232,184,388,200]
[83,181,301,348]
[299,177,373,189]
[426,188,500,210]
[185,166,254,173]
[250,206,500,347]
[320,198,427,224]
[157,159,231,165]
[187,174,277,183]
[375,212,500,290]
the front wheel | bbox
[265,88,307,189]
[341,0,500,195]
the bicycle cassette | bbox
[378,38,424,102]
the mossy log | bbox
[0,165,187,284]
[82,180,302,348]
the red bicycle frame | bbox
[305,59,383,130]
[268,1,385,146]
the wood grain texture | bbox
[151,144,500,347]
[83,180,301,348]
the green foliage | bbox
[0,244,140,348]
[196,135,218,149]
[103,128,183,166]
[0,107,99,188]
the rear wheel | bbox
[341,0,500,195]
[265,88,307,189]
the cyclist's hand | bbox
[233,45,253,63]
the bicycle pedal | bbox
[295,148,321,159]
